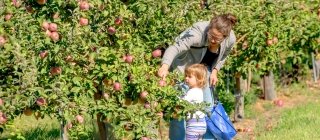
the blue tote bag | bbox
[205,87,237,140]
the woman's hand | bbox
[210,68,218,86]
[158,64,169,79]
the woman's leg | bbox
[169,119,186,140]
[169,81,188,140]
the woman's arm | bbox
[158,24,203,78]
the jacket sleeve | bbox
[161,24,203,67]
[214,31,236,71]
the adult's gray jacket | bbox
[161,21,236,73]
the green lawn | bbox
[0,116,61,140]
[257,101,320,140]
[0,115,98,140]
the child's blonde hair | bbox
[185,64,208,88]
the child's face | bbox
[185,74,198,88]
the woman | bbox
[157,13,237,140]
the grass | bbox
[0,116,61,140]
[257,102,320,140]
[0,115,98,140]
[236,81,320,140]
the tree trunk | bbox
[263,71,276,100]
[234,76,245,122]
[247,68,252,92]
[61,121,68,140]
[96,113,107,140]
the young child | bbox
[182,64,207,140]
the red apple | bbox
[107,27,116,35]
[45,30,52,37]
[42,21,49,30]
[48,23,58,32]
[141,137,150,140]
[152,49,162,58]
[0,113,7,124]
[159,80,166,87]
[113,82,121,91]
[79,1,90,11]
[276,99,284,107]
[0,98,3,106]
[12,0,21,7]
[79,17,89,26]
[76,115,84,124]
[125,55,133,63]
[36,97,46,106]
[50,32,59,42]
[5,14,12,21]
[266,39,273,46]
[140,91,148,99]
[0,36,6,46]
[23,108,33,116]
[274,99,284,107]
[115,17,122,25]
[39,50,48,59]
[37,0,47,5]
[144,102,151,109]
[50,66,62,75]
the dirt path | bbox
[233,81,320,140]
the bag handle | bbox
[210,86,219,105]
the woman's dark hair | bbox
[209,13,237,37]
